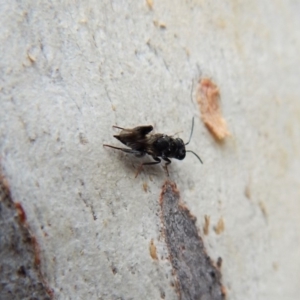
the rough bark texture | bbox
[1,1,300,299]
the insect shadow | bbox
[103,118,203,177]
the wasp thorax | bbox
[153,137,186,160]
[154,136,170,151]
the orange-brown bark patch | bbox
[197,78,230,140]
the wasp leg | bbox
[162,157,171,177]
[112,125,126,130]
[103,144,143,155]
[135,157,161,178]
[135,152,146,158]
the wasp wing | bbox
[113,125,153,150]
[136,125,154,135]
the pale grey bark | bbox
[1,1,300,299]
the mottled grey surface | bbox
[1,1,300,299]
[0,177,52,300]
[160,181,225,300]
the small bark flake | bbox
[214,217,225,235]
[203,215,210,235]
[149,239,158,260]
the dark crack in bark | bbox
[160,180,225,300]
[0,174,53,300]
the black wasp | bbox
[103,118,203,177]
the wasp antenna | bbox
[186,150,203,164]
[185,117,195,146]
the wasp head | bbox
[174,138,186,160]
